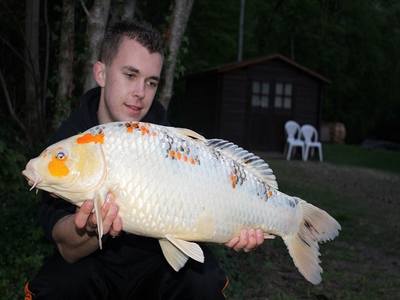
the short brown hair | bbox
[99,20,164,65]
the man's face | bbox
[95,37,163,124]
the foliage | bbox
[0,122,52,299]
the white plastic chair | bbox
[284,120,305,160]
[300,124,323,161]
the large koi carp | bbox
[22,122,340,284]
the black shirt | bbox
[39,87,169,261]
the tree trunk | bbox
[158,0,194,110]
[237,0,245,62]
[0,69,28,138]
[25,0,42,137]
[83,0,111,92]
[53,0,75,130]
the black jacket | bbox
[39,87,169,261]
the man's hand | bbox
[225,229,264,252]
[74,193,123,238]
[53,192,123,263]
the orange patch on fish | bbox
[168,150,198,166]
[169,150,176,159]
[77,133,104,144]
[48,156,69,177]
[139,125,150,135]
[230,173,238,189]
[126,122,139,133]
[176,152,182,160]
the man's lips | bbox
[124,103,143,113]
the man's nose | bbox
[132,80,145,99]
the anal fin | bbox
[159,239,189,271]
[165,234,204,264]
[159,235,205,271]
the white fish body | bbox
[22,121,341,285]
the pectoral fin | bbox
[159,239,189,271]
[93,197,103,249]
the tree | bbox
[53,0,75,129]
[82,0,111,92]
[24,0,43,140]
[0,0,50,144]
[158,0,194,110]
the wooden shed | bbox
[181,54,330,151]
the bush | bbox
[0,126,52,299]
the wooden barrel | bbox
[330,122,346,144]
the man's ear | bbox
[93,61,106,87]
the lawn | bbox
[0,143,399,299]
[215,144,400,299]
[324,143,400,174]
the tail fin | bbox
[282,199,341,284]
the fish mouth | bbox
[22,166,42,191]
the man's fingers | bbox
[226,229,266,252]
[256,229,264,246]
[233,229,248,252]
[102,203,119,234]
[244,229,257,252]
[109,216,123,237]
[225,236,239,248]
[74,200,94,229]
[101,193,113,216]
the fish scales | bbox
[22,121,341,285]
[99,123,298,242]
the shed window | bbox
[251,81,270,108]
[274,82,292,109]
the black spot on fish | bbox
[305,220,320,235]
[299,235,311,247]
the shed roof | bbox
[192,53,331,84]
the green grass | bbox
[324,143,400,174]
[216,151,400,299]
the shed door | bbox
[246,81,293,151]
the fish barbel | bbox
[22,121,341,284]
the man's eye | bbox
[125,73,136,79]
[147,80,158,88]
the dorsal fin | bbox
[167,127,207,142]
[207,139,278,189]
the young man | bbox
[27,20,264,299]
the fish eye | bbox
[55,150,67,160]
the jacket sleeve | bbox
[39,192,76,241]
